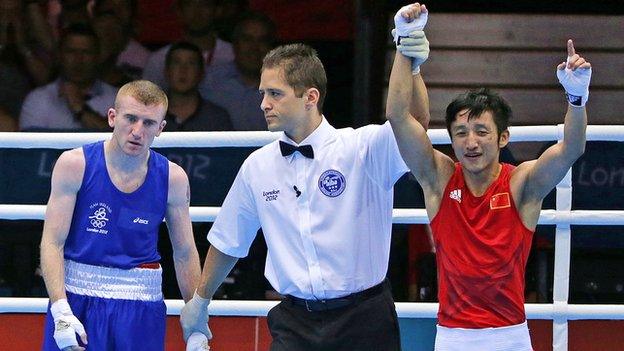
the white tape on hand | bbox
[51,299,86,349]
[556,56,592,107]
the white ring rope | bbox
[3,298,624,320]
[1,205,624,226]
[1,125,624,149]
[1,127,623,351]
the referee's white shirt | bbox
[208,117,409,299]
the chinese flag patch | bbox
[490,192,511,209]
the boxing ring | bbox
[1,125,624,350]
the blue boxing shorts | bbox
[42,260,166,351]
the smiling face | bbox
[108,94,167,156]
[450,109,509,176]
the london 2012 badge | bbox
[318,170,346,197]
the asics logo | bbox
[133,217,149,224]
[449,189,462,203]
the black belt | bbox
[287,279,388,312]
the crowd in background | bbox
[0,0,369,302]
[0,0,293,300]
[0,0,279,133]
[0,0,619,306]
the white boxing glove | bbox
[180,290,212,341]
[393,4,428,44]
[557,56,592,107]
[50,299,87,349]
[397,30,429,74]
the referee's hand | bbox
[180,290,212,341]
[186,332,210,351]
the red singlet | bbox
[430,163,534,328]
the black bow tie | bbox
[279,141,314,159]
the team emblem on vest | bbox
[318,170,346,197]
[89,207,109,228]
[86,202,112,234]
[490,192,511,209]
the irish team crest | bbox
[318,170,346,197]
[86,202,112,234]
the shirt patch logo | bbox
[133,217,149,224]
[449,189,462,203]
[262,189,280,202]
[490,192,511,209]
[86,202,111,234]
[318,170,346,197]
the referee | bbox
[181,36,429,350]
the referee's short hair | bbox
[262,43,327,114]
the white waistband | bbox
[64,260,163,302]
[435,321,532,351]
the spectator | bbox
[19,24,117,131]
[0,106,18,131]
[213,0,248,42]
[48,0,91,39]
[199,11,275,131]
[1,0,55,86]
[22,1,57,54]
[0,62,29,130]
[91,0,150,80]
[164,41,233,131]
[142,0,234,90]
[91,12,133,87]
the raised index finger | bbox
[567,39,575,58]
